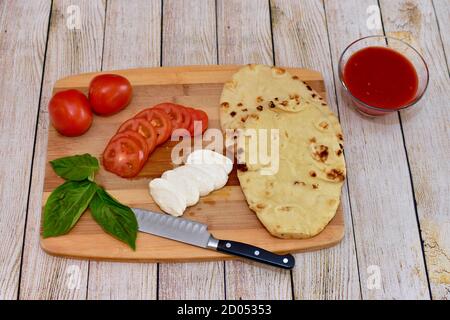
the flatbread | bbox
[220,64,328,130]
[219,64,346,238]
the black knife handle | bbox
[216,240,295,269]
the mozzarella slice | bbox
[149,150,233,216]
[149,178,186,217]
[162,169,200,206]
[186,149,233,174]
[187,164,229,190]
[174,165,215,196]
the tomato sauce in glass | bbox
[343,46,418,110]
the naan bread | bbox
[220,64,329,130]
[219,64,346,238]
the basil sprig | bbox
[89,187,138,250]
[50,154,99,181]
[43,154,137,249]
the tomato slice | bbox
[187,108,209,136]
[103,134,146,178]
[111,130,149,160]
[153,103,192,131]
[135,108,172,145]
[177,105,192,130]
[117,118,158,154]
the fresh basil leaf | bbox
[89,187,138,250]
[50,154,99,181]
[43,180,97,238]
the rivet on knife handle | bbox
[216,239,295,270]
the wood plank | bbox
[87,0,161,300]
[379,0,450,300]
[87,262,156,300]
[0,0,51,300]
[270,0,361,299]
[19,0,105,300]
[162,0,216,66]
[217,0,273,65]
[324,0,430,299]
[217,0,292,300]
[158,0,224,299]
[432,0,450,69]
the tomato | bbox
[103,135,145,178]
[135,108,172,145]
[117,118,158,154]
[48,89,93,137]
[88,74,132,116]
[153,103,191,131]
[111,130,149,160]
[187,108,208,136]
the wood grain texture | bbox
[217,0,273,65]
[380,0,450,300]
[159,0,224,300]
[217,0,292,300]
[271,0,361,300]
[6,0,445,300]
[19,0,105,300]
[87,0,161,300]
[54,64,321,87]
[325,0,429,299]
[0,0,51,300]
[88,262,156,300]
[162,0,216,66]
[432,0,450,69]
[41,66,342,263]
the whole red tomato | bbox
[48,89,93,137]
[88,74,132,116]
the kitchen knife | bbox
[133,208,295,269]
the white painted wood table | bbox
[0,0,448,300]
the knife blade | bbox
[133,208,295,269]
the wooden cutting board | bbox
[40,65,344,262]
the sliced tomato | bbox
[153,103,191,131]
[187,108,209,136]
[177,105,192,130]
[103,134,146,178]
[111,130,149,160]
[135,108,172,145]
[117,118,158,154]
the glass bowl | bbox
[338,35,429,116]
